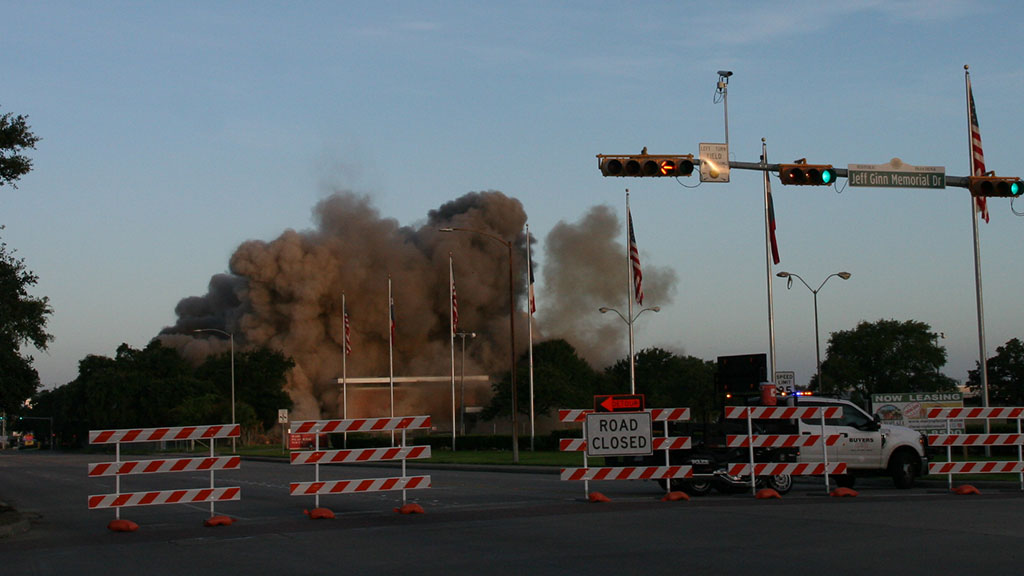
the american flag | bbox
[528,256,536,315]
[767,178,780,265]
[968,75,989,223]
[451,277,458,334]
[389,296,396,342]
[344,311,352,356]
[628,207,644,306]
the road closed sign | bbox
[585,412,653,457]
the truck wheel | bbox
[763,474,793,495]
[889,450,920,489]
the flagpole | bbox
[526,224,536,451]
[449,253,457,451]
[342,291,348,449]
[762,138,778,384]
[388,275,395,443]
[965,65,990,418]
[626,191,636,394]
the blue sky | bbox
[3,0,1023,390]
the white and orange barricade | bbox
[289,415,431,513]
[724,405,845,494]
[87,424,241,526]
[927,406,1024,491]
[558,407,692,498]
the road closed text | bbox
[585,412,653,457]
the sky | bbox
[3,0,1023,393]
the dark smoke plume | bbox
[160,191,529,420]
[160,191,676,420]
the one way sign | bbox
[594,394,645,413]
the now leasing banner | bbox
[871,392,964,434]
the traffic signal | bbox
[598,154,695,177]
[968,175,1022,197]
[778,163,836,186]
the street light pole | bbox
[776,271,851,390]
[440,227,520,463]
[194,328,236,452]
[598,305,660,394]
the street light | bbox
[439,227,520,463]
[598,305,660,394]
[776,271,851,390]
[456,332,477,435]
[194,328,236,452]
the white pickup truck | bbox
[789,396,928,488]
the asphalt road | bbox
[3,450,1024,575]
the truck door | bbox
[797,403,842,464]
[832,404,884,468]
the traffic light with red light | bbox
[968,175,1022,197]
[598,154,695,177]
[778,163,836,186]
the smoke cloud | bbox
[160,191,677,421]
[540,205,678,368]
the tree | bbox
[0,230,53,415]
[605,348,716,422]
[30,340,294,446]
[195,347,294,430]
[484,339,600,420]
[819,318,958,400]
[0,109,40,189]
[967,338,1024,406]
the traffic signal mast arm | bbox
[598,153,1016,195]
[705,160,991,191]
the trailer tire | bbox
[682,479,714,496]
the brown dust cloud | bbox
[159,190,677,420]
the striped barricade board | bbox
[929,461,1024,475]
[724,406,842,420]
[927,433,1024,447]
[558,408,691,423]
[88,456,241,477]
[290,445,431,465]
[926,407,1024,420]
[290,415,431,435]
[560,465,692,482]
[290,475,431,496]
[727,462,847,477]
[726,434,841,448]
[89,424,240,444]
[88,486,241,510]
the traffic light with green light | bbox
[779,163,836,186]
[598,154,695,177]
[968,175,1022,197]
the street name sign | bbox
[847,158,945,189]
[585,412,653,457]
[594,394,645,413]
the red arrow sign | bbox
[595,394,645,413]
